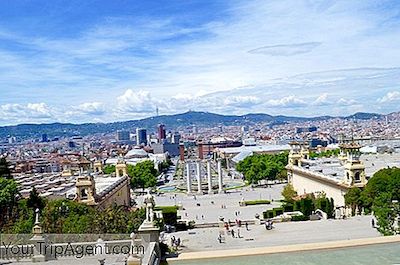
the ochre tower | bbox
[75,175,97,205]
[342,142,366,186]
[288,141,302,167]
[93,160,103,173]
[116,156,128,177]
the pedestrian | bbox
[372,218,375,228]
[231,229,235,238]
[218,234,222,243]
[245,222,249,231]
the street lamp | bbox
[59,202,69,216]
[392,200,399,234]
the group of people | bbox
[170,236,181,249]
[265,219,273,230]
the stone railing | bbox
[141,242,160,265]
[0,244,33,261]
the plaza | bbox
[140,185,285,224]
[167,215,380,252]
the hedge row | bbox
[263,207,284,219]
[244,200,271,206]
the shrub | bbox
[273,207,284,216]
[244,200,271,206]
[283,203,294,212]
[154,206,178,226]
[291,215,309,222]
[263,210,274,219]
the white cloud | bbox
[0,103,53,124]
[248,42,321,56]
[116,89,158,115]
[80,102,105,115]
[378,91,400,103]
[266,95,306,108]
[312,93,331,106]
[223,96,261,107]
[337,98,357,106]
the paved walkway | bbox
[165,216,381,252]
[169,235,400,261]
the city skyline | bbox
[1,0,400,125]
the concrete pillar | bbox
[196,160,202,194]
[207,159,212,194]
[186,163,192,194]
[217,158,223,193]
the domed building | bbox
[125,147,149,159]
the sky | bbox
[0,0,400,125]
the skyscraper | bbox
[157,124,166,142]
[172,132,181,144]
[116,130,130,142]
[41,133,48,142]
[136,128,147,145]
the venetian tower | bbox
[75,174,97,205]
[342,142,366,186]
[288,141,302,167]
[116,155,128,177]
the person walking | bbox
[245,222,249,231]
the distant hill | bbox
[344,112,383,120]
[0,111,387,140]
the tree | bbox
[344,167,400,235]
[309,149,340,159]
[372,192,397,236]
[282,184,297,203]
[129,161,158,189]
[0,177,18,229]
[42,200,97,233]
[27,187,45,210]
[0,157,12,179]
[103,165,116,174]
[236,152,288,184]
[344,187,362,215]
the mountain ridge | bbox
[0,110,388,140]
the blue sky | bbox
[0,0,400,125]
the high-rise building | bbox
[116,130,130,142]
[41,133,48,142]
[172,132,181,144]
[157,124,166,142]
[136,128,147,145]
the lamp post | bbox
[58,202,69,233]
[392,199,399,234]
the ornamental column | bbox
[217,158,223,193]
[186,163,192,194]
[196,160,202,194]
[207,159,212,194]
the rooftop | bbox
[296,153,400,184]
[218,144,291,155]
